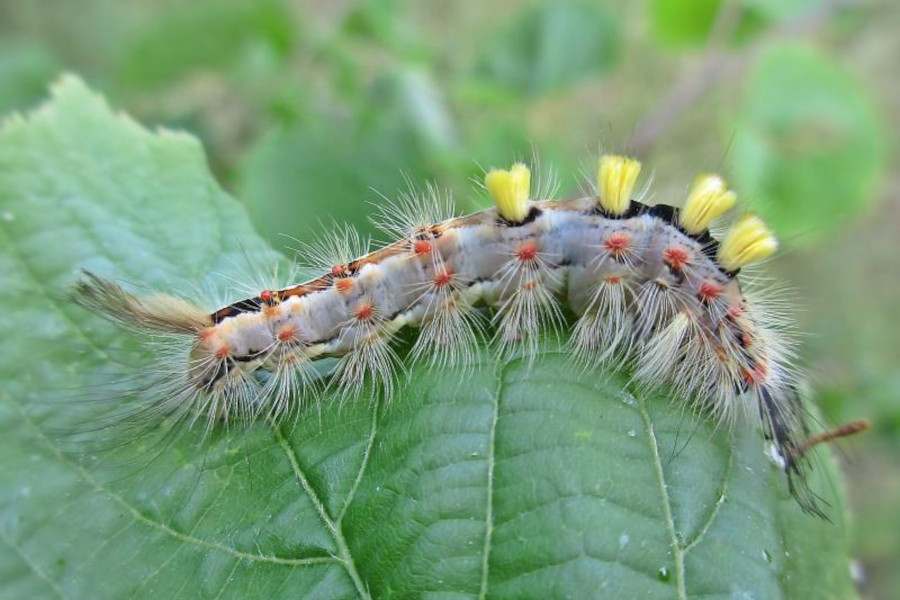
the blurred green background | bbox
[1,0,896,597]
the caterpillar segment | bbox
[73,154,830,514]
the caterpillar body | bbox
[72,155,839,516]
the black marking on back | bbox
[497,206,543,227]
[608,199,736,278]
[212,298,262,323]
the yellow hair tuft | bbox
[485,162,531,223]
[679,174,737,234]
[717,215,778,271]
[597,154,641,216]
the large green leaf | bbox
[0,77,858,599]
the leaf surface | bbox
[0,77,857,599]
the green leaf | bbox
[649,0,723,46]
[729,43,885,246]
[476,2,620,97]
[238,113,432,247]
[740,0,825,21]
[343,0,413,53]
[0,42,60,116]
[369,68,458,152]
[648,0,833,47]
[116,0,295,90]
[0,77,858,599]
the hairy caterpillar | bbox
[71,154,863,517]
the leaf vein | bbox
[270,421,372,600]
[337,398,379,524]
[492,490,659,530]
[0,221,122,366]
[211,556,242,600]
[0,529,68,599]
[8,396,338,568]
[638,393,688,600]
[682,441,735,554]
[490,551,669,587]
[477,361,503,600]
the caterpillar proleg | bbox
[71,154,862,516]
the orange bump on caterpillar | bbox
[662,246,691,270]
[354,302,375,322]
[277,324,297,343]
[433,269,453,287]
[516,241,539,262]
[603,232,631,256]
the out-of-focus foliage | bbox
[0,42,60,115]
[650,0,725,45]
[241,111,432,240]
[730,42,885,245]
[650,0,831,46]
[476,3,620,96]
[0,0,896,598]
[116,0,295,90]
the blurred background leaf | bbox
[650,0,833,47]
[115,0,295,91]
[650,0,724,46]
[729,42,885,245]
[475,2,621,96]
[0,42,60,115]
[239,110,431,244]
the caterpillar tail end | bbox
[785,416,871,520]
[759,385,870,520]
[70,271,211,335]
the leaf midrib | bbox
[638,394,688,600]
[477,359,503,600]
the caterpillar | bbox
[71,153,863,517]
